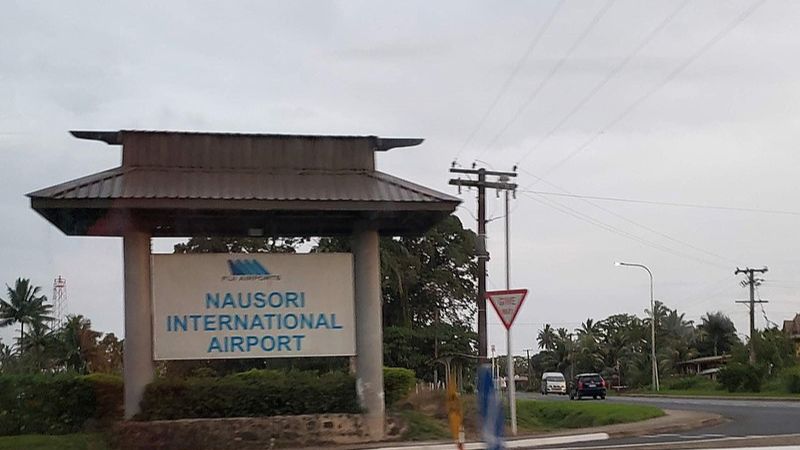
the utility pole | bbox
[735,266,768,365]
[449,166,517,364]
[524,348,533,389]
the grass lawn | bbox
[515,400,664,432]
[0,433,108,450]
[394,391,664,440]
[629,377,800,399]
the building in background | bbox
[783,313,800,357]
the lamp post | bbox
[615,261,660,391]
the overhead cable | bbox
[532,0,768,182]
[514,0,690,167]
[475,0,617,160]
[452,0,565,163]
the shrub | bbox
[782,366,800,394]
[718,363,764,392]
[384,367,416,405]
[0,373,122,436]
[667,376,703,390]
[137,369,359,420]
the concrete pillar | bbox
[123,230,155,419]
[352,227,384,439]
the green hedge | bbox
[0,373,122,436]
[384,367,416,405]
[718,363,764,392]
[782,366,800,393]
[0,367,414,433]
[137,369,360,420]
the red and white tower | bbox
[52,275,67,328]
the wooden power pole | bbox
[735,266,768,365]
[449,166,517,364]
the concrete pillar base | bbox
[353,227,385,439]
[123,230,155,419]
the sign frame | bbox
[150,252,357,361]
[485,289,528,330]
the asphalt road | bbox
[518,392,800,448]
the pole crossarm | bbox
[448,179,518,190]
[449,168,518,177]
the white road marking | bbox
[542,436,800,450]
[370,433,610,450]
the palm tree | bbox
[537,324,557,350]
[59,314,101,373]
[0,278,53,350]
[643,300,670,335]
[20,321,58,371]
[698,312,738,356]
[0,340,14,371]
[577,318,602,340]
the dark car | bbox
[569,373,607,400]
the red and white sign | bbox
[486,289,528,330]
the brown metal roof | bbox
[29,167,458,203]
[29,130,459,237]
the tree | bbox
[0,278,53,351]
[315,215,477,328]
[59,315,101,374]
[577,318,601,339]
[0,340,15,372]
[174,236,306,254]
[537,324,557,351]
[697,312,739,356]
[19,321,60,371]
[95,333,124,374]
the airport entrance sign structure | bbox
[28,130,459,438]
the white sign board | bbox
[486,289,528,330]
[151,253,356,360]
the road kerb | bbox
[603,409,727,439]
[368,433,610,450]
[620,393,800,402]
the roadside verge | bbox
[292,408,724,450]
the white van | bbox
[541,372,567,395]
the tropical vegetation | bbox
[532,301,798,392]
[0,279,122,376]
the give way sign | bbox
[486,289,528,330]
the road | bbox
[517,392,800,448]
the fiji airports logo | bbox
[222,259,281,281]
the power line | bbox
[517,189,800,217]
[519,190,730,269]
[517,167,740,266]
[514,0,690,167]
[453,0,565,163]
[476,0,617,160]
[531,0,768,183]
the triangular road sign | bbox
[486,289,528,330]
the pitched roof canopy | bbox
[29,130,459,237]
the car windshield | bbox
[546,376,564,382]
[580,375,602,383]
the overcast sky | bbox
[2,0,799,355]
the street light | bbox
[615,261,660,391]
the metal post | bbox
[615,262,659,391]
[123,230,154,419]
[353,227,385,438]
[504,189,517,435]
[648,269,659,392]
